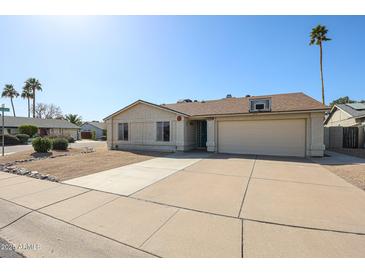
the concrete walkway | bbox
[63,152,208,195]
[0,152,365,257]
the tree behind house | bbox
[35,103,63,119]
[2,84,19,117]
[24,78,42,118]
[65,114,83,126]
[310,25,331,105]
[21,85,34,118]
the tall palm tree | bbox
[24,78,42,118]
[2,84,19,117]
[21,85,33,118]
[65,114,83,126]
[310,25,331,105]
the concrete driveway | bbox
[0,152,365,257]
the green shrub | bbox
[91,130,96,140]
[52,137,69,150]
[32,137,52,153]
[1,134,20,146]
[16,134,30,144]
[66,136,75,143]
[19,125,38,137]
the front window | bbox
[156,121,170,142]
[118,123,128,141]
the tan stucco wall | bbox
[106,102,182,152]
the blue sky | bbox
[0,16,364,121]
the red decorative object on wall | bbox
[177,116,182,121]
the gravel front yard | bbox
[324,164,365,191]
[2,146,168,181]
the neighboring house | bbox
[104,92,327,158]
[324,103,365,148]
[1,116,80,140]
[80,121,106,140]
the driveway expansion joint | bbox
[241,219,244,258]
[127,158,205,197]
[36,189,92,211]
[243,217,365,236]
[237,155,257,218]
[69,195,121,222]
[0,211,33,231]
[139,208,180,248]
[0,196,160,258]
[251,176,354,189]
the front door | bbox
[197,120,207,148]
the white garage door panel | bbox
[218,119,306,157]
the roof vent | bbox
[226,94,232,98]
[177,99,193,103]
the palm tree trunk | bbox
[33,88,36,118]
[10,98,16,117]
[27,98,30,118]
[319,42,325,105]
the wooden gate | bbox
[343,127,358,148]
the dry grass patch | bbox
[15,146,168,181]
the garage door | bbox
[218,119,306,157]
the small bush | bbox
[1,134,21,146]
[19,125,38,137]
[32,137,52,153]
[67,136,75,143]
[52,137,69,150]
[16,134,30,144]
[91,131,96,140]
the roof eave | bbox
[189,108,328,118]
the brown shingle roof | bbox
[163,92,327,116]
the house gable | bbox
[325,107,354,127]
[109,101,179,122]
[104,100,188,121]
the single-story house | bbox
[80,121,106,140]
[324,103,365,148]
[104,92,327,157]
[1,116,80,140]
